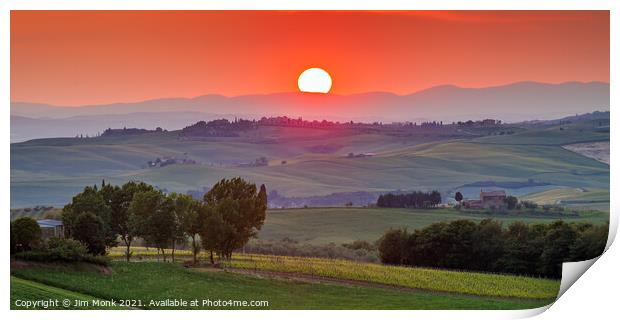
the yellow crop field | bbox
[109,247,559,299]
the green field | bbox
[10,276,124,310]
[257,207,608,245]
[105,249,559,299]
[11,261,554,310]
[10,120,609,208]
[522,188,609,212]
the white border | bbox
[2,1,617,319]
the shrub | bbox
[47,237,90,260]
[342,240,375,251]
[241,239,379,262]
[14,237,109,266]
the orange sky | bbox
[11,11,609,106]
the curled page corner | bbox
[554,218,617,301]
[557,257,600,298]
[527,256,601,317]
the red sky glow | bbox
[11,10,609,106]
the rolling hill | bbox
[10,114,609,209]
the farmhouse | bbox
[462,190,507,209]
[37,219,64,239]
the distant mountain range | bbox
[11,81,609,142]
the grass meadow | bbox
[257,207,608,244]
[10,276,124,310]
[106,248,560,300]
[11,262,554,310]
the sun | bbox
[298,68,332,94]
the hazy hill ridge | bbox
[12,81,609,121]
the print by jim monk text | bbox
[13,298,270,309]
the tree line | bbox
[59,177,267,263]
[376,191,442,208]
[378,219,608,279]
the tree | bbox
[569,223,608,261]
[11,217,42,252]
[376,195,385,207]
[471,219,504,272]
[200,212,232,264]
[455,192,463,203]
[62,185,117,248]
[129,190,176,261]
[430,191,442,207]
[539,221,578,278]
[179,198,209,264]
[129,190,161,237]
[411,222,451,267]
[521,200,538,209]
[147,196,177,262]
[72,212,107,255]
[499,222,547,276]
[377,219,602,278]
[442,220,478,269]
[109,181,154,261]
[202,178,268,260]
[504,196,518,210]
[376,191,442,208]
[169,193,200,262]
[378,228,408,265]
